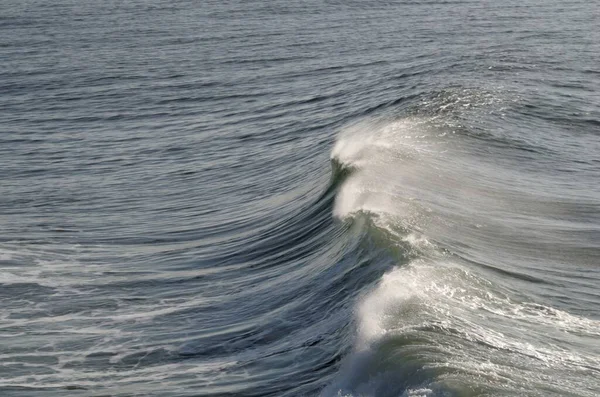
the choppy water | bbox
[1,0,600,396]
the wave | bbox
[323,112,600,397]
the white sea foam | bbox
[0,249,13,261]
[323,260,600,397]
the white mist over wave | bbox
[331,118,445,227]
[330,118,432,169]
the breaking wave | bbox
[323,108,600,397]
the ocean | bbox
[1,0,599,396]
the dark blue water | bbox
[1,1,599,396]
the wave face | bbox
[1,0,600,396]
